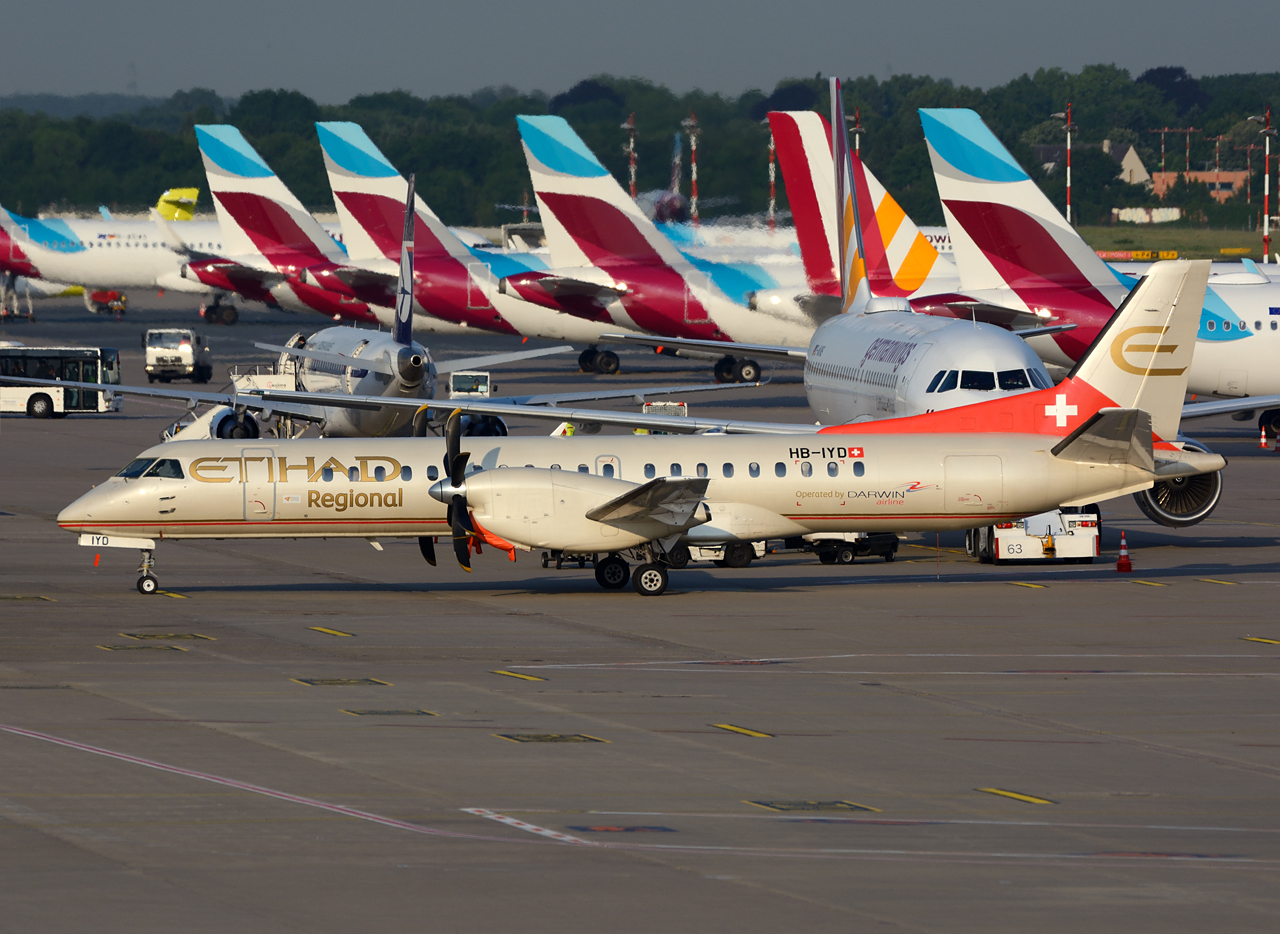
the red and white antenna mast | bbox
[621,113,637,199]
[682,112,700,224]
[1250,107,1275,262]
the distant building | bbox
[1152,171,1250,203]
[1034,140,1152,188]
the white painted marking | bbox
[462,808,595,845]
[1044,394,1078,427]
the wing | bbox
[0,376,327,421]
[1178,393,1280,421]
[431,345,574,375]
[597,332,808,363]
[585,476,710,530]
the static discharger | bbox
[747,800,882,813]
[494,733,609,743]
[490,670,546,681]
[120,633,215,640]
[711,723,774,737]
[342,709,437,716]
[976,787,1058,805]
[98,645,189,652]
[291,678,392,687]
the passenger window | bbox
[601,463,614,478]
[960,371,996,391]
[401,466,412,481]
[374,466,386,482]
[550,464,561,470]
[116,458,156,478]
[578,464,589,473]
[749,462,760,478]
[348,466,359,482]
[937,370,959,392]
[827,461,838,477]
[800,462,813,478]
[853,461,865,477]
[644,463,656,479]
[426,465,438,481]
[1223,321,1232,331]
[997,369,1031,390]
[775,462,786,477]
[722,463,734,478]
[925,370,946,393]
[1272,321,1278,330]
[1207,320,1216,331]
[670,463,682,476]
[1256,321,1263,331]
[696,463,708,478]
[323,466,335,482]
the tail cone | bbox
[1116,531,1133,573]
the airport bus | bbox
[0,345,123,417]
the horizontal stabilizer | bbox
[585,476,710,530]
[432,345,573,375]
[1051,407,1153,472]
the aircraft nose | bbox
[57,488,100,530]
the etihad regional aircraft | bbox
[55,261,1223,595]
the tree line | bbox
[1,66,1276,228]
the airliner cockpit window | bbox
[925,370,947,393]
[1028,369,1053,390]
[935,370,959,393]
[997,369,1031,390]
[143,459,185,480]
[960,371,996,391]
[116,458,156,479]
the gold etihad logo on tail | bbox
[1109,326,1186,377]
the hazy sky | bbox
[6,0,1274,102]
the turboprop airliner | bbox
[53,260,1221,595]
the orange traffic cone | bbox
[1260,426,1270,449]
[1116,531,1133,573]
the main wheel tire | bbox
[818,550,838,565]
[835,544,856,565]
[137,575,158,594]
[595,351,620,375]
[978,527,994,564]
[26,394,53,418]
[734,358,761,383]
[220,306,239,325]
[722,542,755,568]
[713,357,735,383]
[883,549,896,562]
[632,563,668,596]
[665,544,691,569]
[578,348,599,372]
[594,557,631,590]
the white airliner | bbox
[52,261,1223,596]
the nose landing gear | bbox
[136,549,159,594]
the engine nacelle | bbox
[461,468,676,553]
[1132,437,1223,528]
[161,405,259,441]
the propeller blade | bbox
[444,408,462,473]
[450,451,470,489]
[451,494,472,571]
[418,535,436,567]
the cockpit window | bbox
[143,459,185,479]
[116,458,156,478]
[1028,368,1053,390]
[936,370,959,393]
[997,369,1031,391]
[960,371,996,391]
[925,370,947,393]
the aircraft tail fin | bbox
[393,174,415,345]
[156,188,199,222]
[919,108,1120,313]
[517,114,688,271]
[766,111,838,296]
[829,78,865,313]
[315,121,460,263]
[194,125,346,269]
[1067,259,1209,441]
[850,154,949,297]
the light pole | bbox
[848,107,864,155]
[1249,108,1276,262]
[1051,104,1075,224]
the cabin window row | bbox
[1205,319,1278,331]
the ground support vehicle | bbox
[768,532,899,565]
[0,345,122,417]
[144,329,212,383]
[966,508,1100,564]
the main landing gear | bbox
[136,549,159,594]
[588,544,674,596]
[579,346,620,375]
[713,355,761,384]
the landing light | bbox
[1035,308,1051,318]
[770,295,781,305]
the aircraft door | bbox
[595,455,621,479]
[242,447,277,521]
[944,455,1003,513]
[467,263,493,309]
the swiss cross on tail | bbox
[393,173,416,346]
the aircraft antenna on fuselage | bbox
[394,173,415,346]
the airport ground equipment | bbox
[966,508,1099,564]
[143,329,212,383]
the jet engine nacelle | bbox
[1132,437,1223,528]
[161,405,262,441]
[462,468,670,553]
